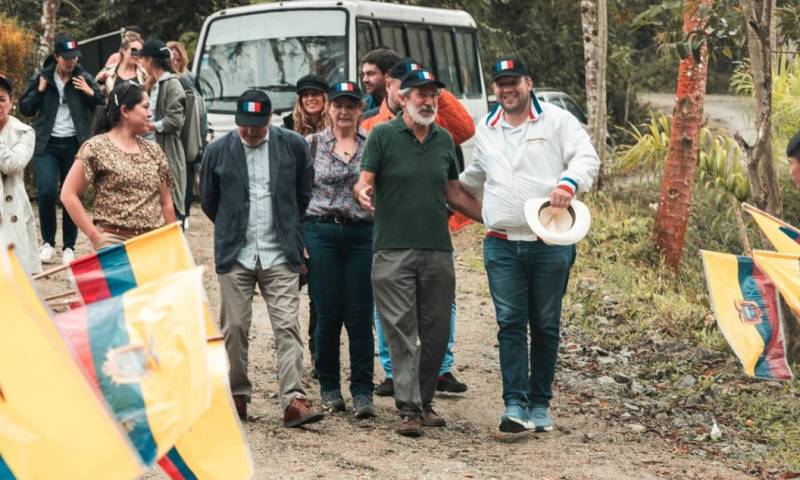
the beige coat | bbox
[0,116,41,274]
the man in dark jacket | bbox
[19,34,104,265]
[200,89,322,428]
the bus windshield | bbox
[196,8,347,114]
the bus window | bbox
[379,23,407,56]
[357,20,376,63]
[431,28,460,95]
[406,25,433,69]
[455,30,481,96]
[196,9,347,114]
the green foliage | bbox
[614,112,671,178]
[697,132,750,202]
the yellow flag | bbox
[0,246,144,480]
[701,250,793,380]
[158,340,254,480]
[54,267,212,465]
[742,203,800,254]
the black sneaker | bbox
[321,390,346,412]
[436,372,467,393]
[353,394,376,419]
[375,378,394,397]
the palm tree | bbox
[653,0,713,271]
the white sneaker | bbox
[183,217,190,230]
[62,247,75,265]
[39,243,56,264]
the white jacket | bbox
[0,116,41,274]
[459,96,600,240]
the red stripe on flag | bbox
[52,308,103,398]
[158,457,183,479]
[752,265,794,380]
[70,253,112,303]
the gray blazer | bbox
[200,127,313,274]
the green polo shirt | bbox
[361,115,459,251]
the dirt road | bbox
[36,210,753,479]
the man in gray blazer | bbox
[200,89,323,428]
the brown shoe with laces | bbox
[283,397,325,428]
[233,395,247,421]
[422,405,446,427]
[396,414,423,437]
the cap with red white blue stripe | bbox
[400,68,445,89]
[236,89,272,127]
[54,34,81,59]
[328,81,362,102]
[492,57,528,80]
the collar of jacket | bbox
[41,63,87,83]
[485,91,543,128]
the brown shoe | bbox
[396,414,423,437]
[233,395,247,421]
[283,397,325,428]
[422,405,446,427]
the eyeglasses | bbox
[129,48,140,53]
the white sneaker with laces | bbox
[62,247,75,265]
[39,243,56,264]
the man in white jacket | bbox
[459,58,599,434]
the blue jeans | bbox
[304,220,374,397]
[483,236,575,408]
[33,137,79,249]
[375,300,456,379]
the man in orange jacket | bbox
[363,56,475,397]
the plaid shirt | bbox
[306,127,371,221]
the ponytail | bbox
[92,81,145,136]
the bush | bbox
[0,14,34,95]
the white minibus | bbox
[192,0,487,166]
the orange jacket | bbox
[361,89,475,145]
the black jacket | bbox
[19,63,104,155]
[200,127,313,274]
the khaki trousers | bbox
[219,261,306,410]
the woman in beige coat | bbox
[0,74,42,274]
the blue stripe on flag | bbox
[0,456,15,480]
[737,257,774,378]
[97,244,137,296]
[167,448,199,480]
[87,297,159,465]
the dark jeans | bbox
[33,136,79,249]
[483,236,575,408]
[304,220,374,397]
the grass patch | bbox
[566,181,800,472]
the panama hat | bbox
[524,197,591,245]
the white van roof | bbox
[205,0,476,29]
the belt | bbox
[95,222,150,237]
[486,230,508,240]
[306,215,372,225]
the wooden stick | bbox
[32,263,70,280]
[46,298,80,307]
[43,289,77,301]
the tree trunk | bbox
[36,0,61,67]
[740,0,781,216]
[652,0,712,271]
[581,0,608,184]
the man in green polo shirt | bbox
[354,68,482,437]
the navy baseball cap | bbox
[400,69,445,90]
[788,130,800,159]
[328,81,362,102]
[131,40,171,59]
[296,74,328,94]
[54,35,81,59]
[389,58,424,80]
[492,58,528,81]
[236,89,272,127]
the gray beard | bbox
[405,102,436,127]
